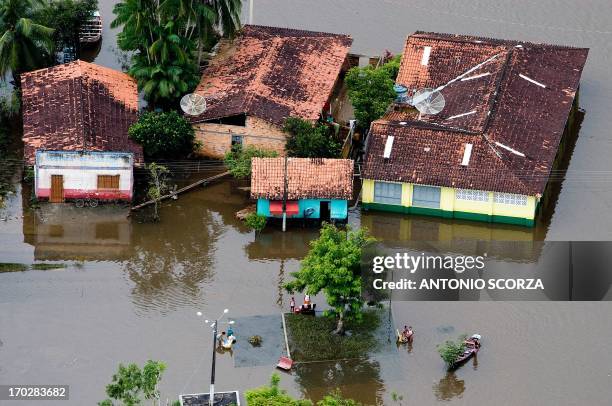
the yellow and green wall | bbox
[361,179,538,227]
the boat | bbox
[79,11,102,45]
[451,334,481,368]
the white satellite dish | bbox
[180,93,207,116]
[411,88,445,115]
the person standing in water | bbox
[290,296,296,313]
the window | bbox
[231,135,243,147]
[494,192,528,206]
[374,182,402,205]
[456,189,489,202]
[412,185,441,208]
[97,175,120,190]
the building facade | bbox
[188,25,353,159]
[35,151,134,202]
[362,32,588,227]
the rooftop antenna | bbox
[411,88,445,116]
[180,93,207,116]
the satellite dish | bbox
[411,88,445,115]
[180,93,207,116]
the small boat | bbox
[79,11,102,45]
[451,334,481,368]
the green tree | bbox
[99,360,166,406]
[244,212,267,232]
[283,117,342,158]
[317,390,362,406]
[112,0,241,108]
[146,163,169,222]
[0,0,54,85]
[223,145,278,179]
[285,224,375,334]
[245,373,312,406]
[37,0,98,58]
[128,111,195,159]
[437,335,467,368]
[345,59,398,132]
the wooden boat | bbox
[79,11,102,45]
[451,334,481,368]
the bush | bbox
[437,335,467,367]
[223,145,278,179]
[244,213,267,232]
[128,111,195,159]
[246,374,312,406]
[283,117,342,158]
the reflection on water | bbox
[294,359,385,405]
[433,371,466,401]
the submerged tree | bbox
[0,0,54,85]
[245,373,312,406]
[146,163,169,222]
[98,360,166,406]
[285,224,375,334]
[223,145,278,179]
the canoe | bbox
[452,346,478,367]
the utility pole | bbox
[209,320,217,406]
[249,0,254,24]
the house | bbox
[251,157,354,221]
[188,25,353,158]
[21,60,143,203]
[361,32,589,227]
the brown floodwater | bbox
[2,0,612,405]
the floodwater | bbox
[2,0,612,405]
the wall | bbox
[256,198,348,220]
[35,151,133,200]
[361,179,537,226]
[194,116,287,159]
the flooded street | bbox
[2,0,612,404]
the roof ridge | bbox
[244,24,352,40]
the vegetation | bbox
[223,145,278,179]
[31,263,67,270]
[284,224,376,334]
[248,335,262,346]
[283,117,342,158]
[37,0,98,58]
[0,109,16,203]
[98,360,166,406]
[0,0,55,85]
[128,111,195,159]
[0,262,28,273]
[244,212,267,232]
[285,310,381,362]
[345,56,401,132]
[245,373,312,406]
[111,0,241,108]
[318,391,363,406]
[437,335,467,368]
[146,163,169,221]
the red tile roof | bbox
[21,60,143,165]
[189,25,352,126]
[251,157,354,200]
[363,32,589,196]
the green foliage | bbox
[245,373,312,406]
[244,213,267,232]
[37,0,98,57]
[284,224,375,333]
[111,0,241,108]
[129,111,195,159]
[146,163,169,221]
[99,360,166,406]
[283,117,342,158]
[345,58,399,132]
[379,54,402,81]
[285,310,381,362]
[0,0,55,83]
[437,335,467,367]
[223,145,278,179]
[317,390,362,406]
[0,263,28,273]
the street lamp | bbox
[196,309,234,406]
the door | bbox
[320,201,331,221]
[50,175,64,203]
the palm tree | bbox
[0,0,54,85]
[111,0,157,57]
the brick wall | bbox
[193,116,287,159]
